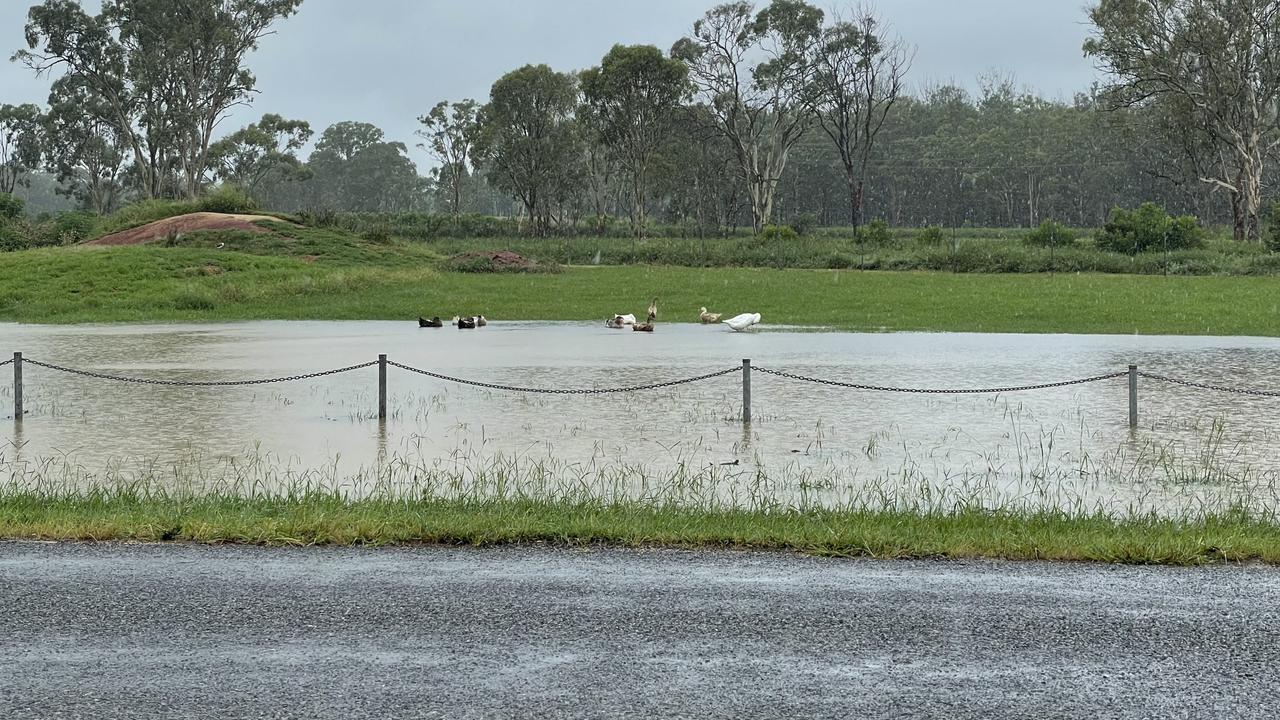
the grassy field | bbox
[0,226,1278,334]
[4,214,1280,561]
[1,493,1275,565]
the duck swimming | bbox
[722,312,761,332]
[456,316,476,329]
[476,315,487,327]
[632,304,657,332]
[606,313,637,329]
[418,316,443,328]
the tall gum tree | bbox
[672,0,823,234]
[43,79,128,213]
[807,6,911,230]
[478,64,582,236]
[1086,0,1280,241]
[581,44,689,237]
[0,103,45,195]
[206,113,312,193]
[416,100,480,221]
[16,0,302,201]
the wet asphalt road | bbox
[1,542,1277,719]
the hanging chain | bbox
[1138,372,1280,398]
[387,360,741,394]
[21,359,379,387]
[11,354,1280,399]
[753,367,1129,394]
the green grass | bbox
[1,218,1279,333]
[384,234,1280,275]
[1,493,1276,565]
[6,212,1278,561]
[2,238,1280,334]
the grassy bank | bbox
[1,493,1276,565]
[409,234,1280,276]
[2,236,1280,334]
[292,211,1280,275]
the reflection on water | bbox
[2,320,1279,510]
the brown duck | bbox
[633,305,657,332]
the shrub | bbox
[450,213,519,238]
[0,192,23,222]
[859,219,892,246]
[1096,203,1204,255]
[299,208,339,228]
[50,211,99,244]
[790,212,819,236]
[0,222,28,252]
[1267,200,1280,253]
[197,185,258,214]
[916,226,946,246]
[760,224,799,242]
[361,224,393,244]
[825,252,854,269]
[1025,219,1075,247]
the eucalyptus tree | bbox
[307,121,427,212]
[17,0,303,201]
[42,81,128,213]
[807,6,911,229]
[1086,0,1280,241]
[655,105,748,235]
[0,103,44,195]
[416,99,481,221]
[672,0,823,234]
[478,64,583,236]
[581,44,688,236]
[206,113,312,194]
[576,107,619,234]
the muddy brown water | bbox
[1,321,1278,509]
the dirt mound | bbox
[446,250,553,273]
[453,250,536,268]
[88,212,281,246]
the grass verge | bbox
[2,233,1280,334]
[1,494,1276,565]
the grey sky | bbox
[1,0,1101,164]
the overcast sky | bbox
[1,0,1101,164]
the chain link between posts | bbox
[20,358,379,386]
[1138,372,1280,398]
[387,360,741,394]
[9,355,1280,399]
[752,367,1130,394]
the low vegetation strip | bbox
[0,495,1275,565]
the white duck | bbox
[722,312,761,332]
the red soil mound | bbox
[449,250,538,269]
[88,212,281,246]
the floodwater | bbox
[1,321,1279,510]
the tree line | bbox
[3,0,1279,241]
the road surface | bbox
[1,542,1276,719]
